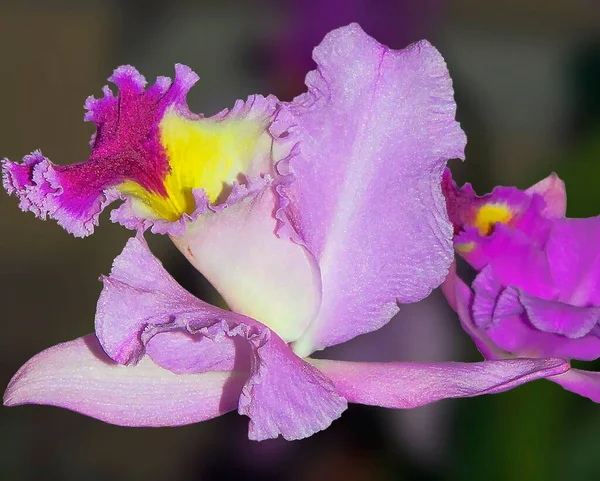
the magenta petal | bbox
[551,368,600,402]
[2,65,197,237]
[545,217,600,306]
[441,262,508,360]
[519,290,600,339]
[3,335,243,426]
[310,357,569,408]
[284,23,466,355]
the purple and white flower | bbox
[3,24,569,440]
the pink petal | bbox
[310,357,569,408]
[525,172,567,218]
[96,236,346,440]
[551,368,600,402]
[282,23,466,355]
[3,335,243,426]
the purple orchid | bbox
[2,24,569,440]
[442,169,600,402]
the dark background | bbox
[1,1,600,480]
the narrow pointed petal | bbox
[310,357,569,408]
[3,335,243,426]
[284,23,466,355]
[551,368,600,402]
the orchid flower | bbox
[2,24,569,440]
[442,169,600,402]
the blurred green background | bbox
[1,1,599,480]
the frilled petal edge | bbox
[3,335,244,426]
[2,64,282,238]
[96,236,346,440]
[285,23,466,356]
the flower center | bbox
[474,203,513,235]
[118,110,271,221]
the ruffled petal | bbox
[3,335,243,426]
[282,23,466,355]
[96,236,346,440]
[551,368,600,402]
[310,357,569,408]
[443,170,555,269]
[2,65,194,237]
[471,265,600,360]
[3,64,280,237]
[519,290,600,339]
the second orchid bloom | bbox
[2,24,572,440]
[443,170,600,402]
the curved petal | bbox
[171,186,321,343]
[95,235,209,365]
[441,262,508,360]
[310,357,569,408]
[471,267,600,360]
[96,236,346,440]
[284,23,466,355]
[443,170,554,269]
[546,217,600,306]
[519,290,600,339]
[525,172,566,218]
[551,368,600,402]
[3,335,243,426]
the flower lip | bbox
[2,64,280,237]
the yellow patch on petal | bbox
[119,110,271,221]
[455,241,475,253]
[474,203,513,235]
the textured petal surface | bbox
[96,236,346,440]
[283,23,466,355]
[1,65,196,236]
[310,357,569,408]
[3,335,243,426]
[551,368,600,402]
